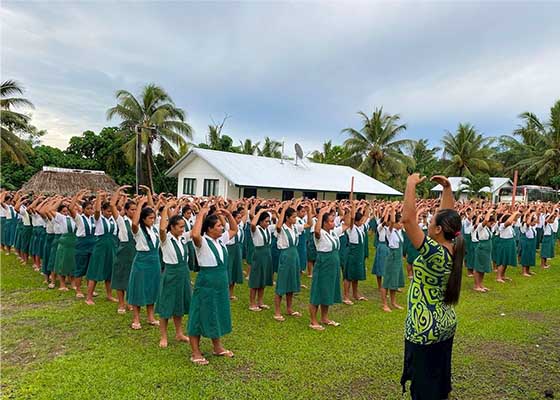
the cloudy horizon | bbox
[2,1,559,155]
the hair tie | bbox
[454,231,461,238]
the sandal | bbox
[212,349,234,358]
[147,320,160,326]
[273,315,285,322]
[342,299,354,305]
[323,320,340,327]
[258,304,270,310]
[131,322,142,330]
[47,283,55,289]
[117,308,126,314]
[288,311,302,317]
[75,293,85,299]
[190,356,209,365]
[309,324,325,331]
[248,306,262,312]
[356,296,368,301]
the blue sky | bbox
[2,1,559,156]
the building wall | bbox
[176,156,232,198]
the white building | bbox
[165,148,402,200]
[431,176,512,203]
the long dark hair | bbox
[202,214,219,235]
[167,214,183,232]
[435,209,464,305]
[139,207,155,237]
[283,207,296,223]
[257,211,269,226]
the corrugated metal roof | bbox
[431,176,512,193]
[166,148,402,195]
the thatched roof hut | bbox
[21,166,119,196]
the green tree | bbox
[504,100,560,185]
[239,138,260,155]
[442,123,496,177]
[0,80,34,164]
[404,139,441,197]
[259,137,282,158]
[342,108,413,179]
[461,173,492,199]
[310,140,351,165]
[106,83,192,190]
[198,117,239,153]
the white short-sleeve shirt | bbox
[387,228,403,249]
[314,226,344,252]
[474,223,491,242]
[31,214,46,227]
[74,213,95,237]
[161,231,192,264]
[53,212,76,234]
[116,215,133,242]
[498,224,514,239]
[251,225,275,247]
[133,226,159,251]
[275,223,303,249]
[94,215,117,237]
[194,232,230,267]
[347,225,365,244]
[520,224,536,239]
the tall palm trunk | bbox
[145,142,155,191]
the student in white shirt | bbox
[156,202,192,349]
[188,206,238,365]
[225,203,248,301]
[70,190,96,299]
[496,212,521,283]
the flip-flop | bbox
[248,306,262,312]
[342,299,354,305]
[131,322,142,330]
[212,349,234,358]
[190,356,209,365]
[323,320,340,327]
[300,284,308,289]
[117,308,126,314]
[47,283,55,289]
[309,324,325,331]
[75,293,85,299]
[147,320,160,326]
[258,304,270,310]
[273,315,285,322]
[288,311,302,317]
[356,296,368,301]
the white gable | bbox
[167,148,402,195]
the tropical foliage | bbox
[106,83,193,189]
[342,108,413,180]
[259,137,282,158]
[310,140,352,165]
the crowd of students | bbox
[0,179,558,390]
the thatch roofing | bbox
[21,166,118,196]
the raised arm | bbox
[191,206,209,248]
[94,191,104,220]
[401,173,427,249]
[131,196,148,234]
[159,201,175,243]
[315,205,330,239]
[276,203,287,233]
[251,208,267,233]
[431,175,454,210]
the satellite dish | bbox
[295,143,304,165]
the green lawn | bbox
[1,241,559,400]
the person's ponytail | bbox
[444,234,464,305]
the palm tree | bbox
[0,80,34,164]
[342,108,413,179]
[441,123,495,177]
[259,137,282,158]
[511,100,560,183]
[239,138,260,155]
[310,140,349,165]
[404,139,441,197]
[106,83,193,190]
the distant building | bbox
[21,166,118,196]
[431,176,512,203]
[165,148,402,200]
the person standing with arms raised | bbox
[400,174,465,400]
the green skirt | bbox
[111,240,136,290]
[246,232,255,265]
[275,246,301,295]
[47,234,61,272]
[74,235,96,277]
[0,216,5,246]
[42,233,56,275]
[364,230,370,259]
[30,226,46,257]
[297,231,308,271]
[344,242,366,281]
[13,221,23,250]
[18,224,33,253]
[383,247,403,289]
[271,236,280,273]
[187,241,198,272]
[226,242,244,285]
[372,242,389,276]
[4,218,16,247]
[520,236,536,267]
[339,233,349,269]
[86,234,117,282]
[307,236,317,262]
[310,250,342,306]
[491,235,500,263]
[54,232,77,276]
[127,250,161,306]
[473,240,492,273]
[155,262,191,318]
[187,264,231,339]
[249,244,273,289]
[541,235,555,259]
[496,237,517,267]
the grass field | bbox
[1,240,559,400]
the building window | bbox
[282,190,294,201]
[243,187,257,198]
[356,193,366,200]
[336,193,349,200]
[203,179,219,196]
[183,178,196,195]
[302,191,318,199]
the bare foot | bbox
[58,287,69,291]
[473,287,486,292]
[496,279,505,283]
[76,292,85,298]
[391,303,404,310]
[382,305,392,313]
[175,334,190,343]
[159,338,168,348]
[85,299,95,305]
[522,273,531,277]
